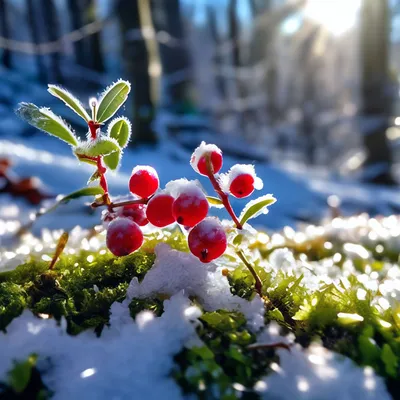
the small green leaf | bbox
[74,136,121,157]
[107,117,131,148]
[381,344,398,378]
[206,196,224,208]
[200,310,246,332]
[103,150,121,171]
[60,186,104,203]
[232,234,243,247]
[239,194,276,226]
[16,103,78,146]
[47,85,90,122]
[75,153,97,166]
[96,80,131,123]
[87,170,101,184]
[8,353,38,393]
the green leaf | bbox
[381,344,398,378]
[103,150,121,171]
[76,153,97,166]
[60,186,104,203]
[47,85,90,122]
[87,170,101,184]
[206,196,224,208]
[96,80,131,123]
[16,103,78,146]
[200,310,246,332]
[232,234,243,247]
[8,353,38,393]
[239,194,276,226]
[107,117,131,148]
[74,136,121,157]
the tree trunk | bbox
[41,0,62,82]
[0,0,11,68]
[206,5,227,100]
[360,0,394,184]
[117,0,157,144]
[67,0,86,66]
[151,0,193,111]
[26,0,47,82]
[83,0,104,72]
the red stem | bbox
[205,155,242,229]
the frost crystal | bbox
[190,141,222,173]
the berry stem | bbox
[91,197,150,210]
[236,249,263,297]
[88,120,111,206]
[205,154,242,229]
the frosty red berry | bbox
[119,203,148,226]
[229,174,255,198]
[106,218,143,256]
[188,218,227,263]
[129,166,159,199]
[172,191,209,227]
[191,142,223,176]
[146,193,176,227]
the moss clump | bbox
[0,249,155,335]
[0,282,27,332]
[174,310,277,400]
[129,297,164,320]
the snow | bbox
[255,323,390,400]
[0,292,200,400]
[126,243,265,333]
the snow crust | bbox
[0,292,200,400]
[255,323,391,400]
[126,243,265,332]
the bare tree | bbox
[360,0,394,184]
[0,0,11,68]
[41,0,62,82]
[26,0,47,82]
[151,0,192,111]
[117,0,157,144]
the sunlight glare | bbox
[304,0,361,36]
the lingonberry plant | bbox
[16,80,276,296]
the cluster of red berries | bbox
[106,143,262,263]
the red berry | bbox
[106,218,143,257]
[196,151,223,175]
[229,174,255,198]
[191,142,223,175]
[172,192,209,227]
[119,203,148,226]
[146,194,176,227]
[188,218,227,263]
[129,166,159,198]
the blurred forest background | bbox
[1,0,400,185]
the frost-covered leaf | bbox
[206,196,224,208]
[60,186,104,203]
[16,103,78,146]
[47,85,90,122]
[200,310,246,332]
[7,353,38,393]
[107,116,131,148]
[74,136,121,157]
[381,344,398,378]
[87,170,101,184]
[96,80,131,123]
[103,150,121,171]
[239,194,276,226]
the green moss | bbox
[174,310,276,400]
[0,248,155,334]
[0,282,27,332]
[129,297,164,320]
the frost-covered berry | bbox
[224,164,263,198]
[146,193,176,227]
[188,218,227,263]
[190,142,223,175]
[106,218,143,257]
[172,183,209,227]
[129,166,159,198]
[119,203,148,226]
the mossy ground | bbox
[0,227,399,399]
